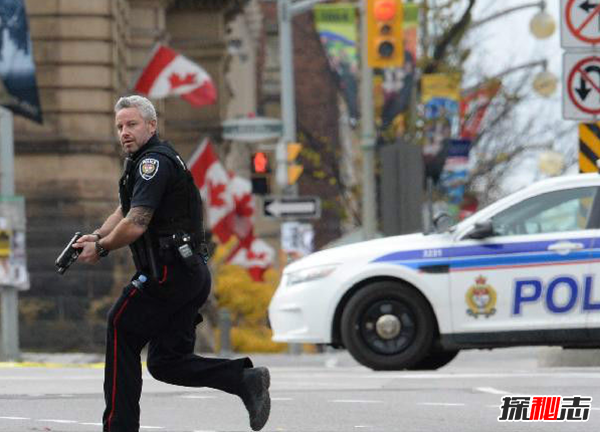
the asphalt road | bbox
[1,348,600,431]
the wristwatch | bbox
[95,240,109,258]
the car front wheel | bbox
[340,281,435,370]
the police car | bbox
[268,173,600,370]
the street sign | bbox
[561,0,600,48]
[222,117,283,142]
[281,221,314,257]
[263,196,321,219]
[563,52,600,120]
[578,122,600,171]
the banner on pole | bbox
[0,0,43,123]
[0,196,29,290]
[314,3,359,124]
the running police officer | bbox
[73,95,270,432]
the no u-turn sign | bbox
[564,52,600,120]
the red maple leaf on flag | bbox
[247,249,267,261]
[234,194,253,218]
[209,181,227,207]
[169,72,197,89]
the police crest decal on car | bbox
[140,158,159,180]
[466,275,497,318]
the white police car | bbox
[268,174,600,370]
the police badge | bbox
[140,158,159,180]
[466,275,497,318]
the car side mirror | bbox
[433,211,453,233]
[466,220,495,240]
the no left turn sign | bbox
[561,0,600,47]
[563,52,600,120]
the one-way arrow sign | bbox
[263,196,321,219]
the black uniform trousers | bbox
[102,258,252,432]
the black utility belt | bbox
[158,233,197,250]
[158,233,209,265]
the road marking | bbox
[0,362,104,369]
[140,427,164,430]
[418,402,466,407]
[355,372,600,380]
[0,416,30,420]
[81,422,103,426]
[272,397,294,401]
[38,419,78,424]
[475,386,511,395]
[354,426,373,429]
[181,395,217,399]
[331,399,383,404]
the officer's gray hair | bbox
[114,95,157,123]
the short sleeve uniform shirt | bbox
[130,153,176,210]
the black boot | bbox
[239,367,271,431]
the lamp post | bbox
[471,0,556,39]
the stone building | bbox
[14,0,250,351]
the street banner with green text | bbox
[314,3,359,124]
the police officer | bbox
[74,95,270,432]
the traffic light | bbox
[251,151,271,194]
[287,142,303,185]
[366,0,404,68]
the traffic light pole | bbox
[276,0,327,189]
[359,1,377,240]
[0,107,20,361]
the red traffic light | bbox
[373,0,397,21]
[252,151,269,173]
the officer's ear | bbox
[148,119,157,134]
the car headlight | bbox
[286,264,339,286]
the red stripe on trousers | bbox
[107,288,139,431]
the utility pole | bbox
[276,0,326,189]
[359,0,377,240]
[0,106,20,361]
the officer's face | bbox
[115,107,157,154]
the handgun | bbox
[55,232,83,275]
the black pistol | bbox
[55,232,83,275]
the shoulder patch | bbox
[139,158,159,180]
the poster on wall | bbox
[0,197,29,290]
[0,0,43,123]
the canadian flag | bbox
[188,138,234,243]
[228,174,254,240]
[227,235,275,282]
[133,44,217,107]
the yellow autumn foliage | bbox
[211,241,287,353]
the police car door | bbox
[450,186,599,339]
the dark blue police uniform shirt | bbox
[130,153,176,210]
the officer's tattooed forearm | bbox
[126,206,154,228]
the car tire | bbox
[340,281,435,370]
[407,349,459,370]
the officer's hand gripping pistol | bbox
[55,232,83,275]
